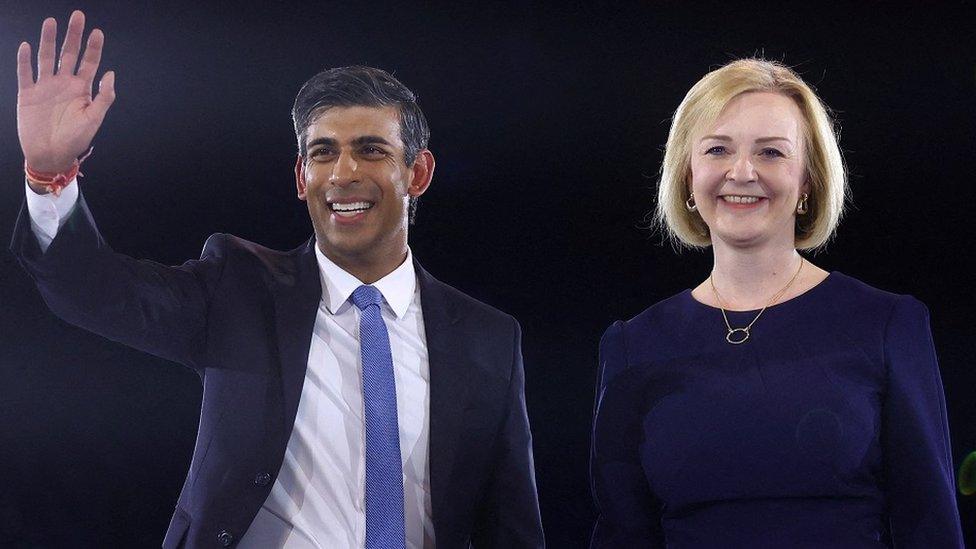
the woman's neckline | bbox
[685,271,839,314]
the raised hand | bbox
[17,10,115,175]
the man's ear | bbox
[407,149,435,198]
[295,155,308,201]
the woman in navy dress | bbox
[590,59,964,548]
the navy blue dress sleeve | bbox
[881,296,964,547]
[590,321,665,548]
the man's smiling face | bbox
[296,105,431,273]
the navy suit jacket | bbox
[11,194,544,548]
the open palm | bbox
[17,11,115,174]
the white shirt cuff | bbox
[25,177,80,252]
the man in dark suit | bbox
[11,11,544,548]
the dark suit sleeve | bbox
[471,318,545,548]
[590,321,664,548]
[9,193,225,372]
[881,297,964,547]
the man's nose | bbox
[726,153,757,183]
[330,151,359,186]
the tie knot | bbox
[351,285,384,311]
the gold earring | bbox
[685,192,697,212]
[796,193,809,215]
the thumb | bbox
[90,70,116,123]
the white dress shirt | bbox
[25,181,435,548]
[24,177,79,252]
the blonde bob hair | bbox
[656,58,847,250]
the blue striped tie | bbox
[351,285,406,549]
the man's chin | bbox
[316,233,375,261]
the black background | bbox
[1,1,974,547]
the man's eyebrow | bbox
[306,137,337,150]
[351,135,393,147]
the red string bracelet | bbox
[25,147,94,198]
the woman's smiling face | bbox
[690,91,808,249]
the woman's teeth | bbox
[722,195,760,204]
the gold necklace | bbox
[709,258,804,345]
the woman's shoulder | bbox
[610,289,695,339]
[805,272,934,359]
[598,290,697,382]
[823,271,928,318]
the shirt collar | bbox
[314,243,417,320]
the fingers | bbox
[58,10,85,75]
[17,42,34,91]
[76,28,104,86]
[36,17,57,79]
[90,70,116,124]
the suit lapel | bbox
[272,237,322,444]
[416,260,469,539]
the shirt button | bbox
[217,530,234,546]
[253,472,272,487]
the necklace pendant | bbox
[726,327,750,345]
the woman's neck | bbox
[708,240,804,310]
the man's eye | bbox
[705,146,727,155]
[310,149,335,159]
[361,146,386,156]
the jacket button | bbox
[254,472,272,487]
[217,530,234,546]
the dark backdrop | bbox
[1,1,973,547]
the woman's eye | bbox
[760,148,784,158]
[705,146,727,155]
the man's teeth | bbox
[722,195,761,204]
[331,201,374,216]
